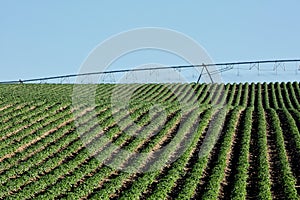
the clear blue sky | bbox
[0,1,300,83]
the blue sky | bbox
[0,1,299,83]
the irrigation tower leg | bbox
[196,66,205,84]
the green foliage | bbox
[0,82,299,199]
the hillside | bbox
[0,82,299,199]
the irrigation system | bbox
[1,59,300,84]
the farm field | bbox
[0,82,299,199]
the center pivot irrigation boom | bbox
[0,59,299,84]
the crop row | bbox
[60,105,183,199]
[267,108,298,199]
[3,100,178,199]
[33,102,181,199]
[0,82,299,199]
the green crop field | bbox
[0,82,299,199]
